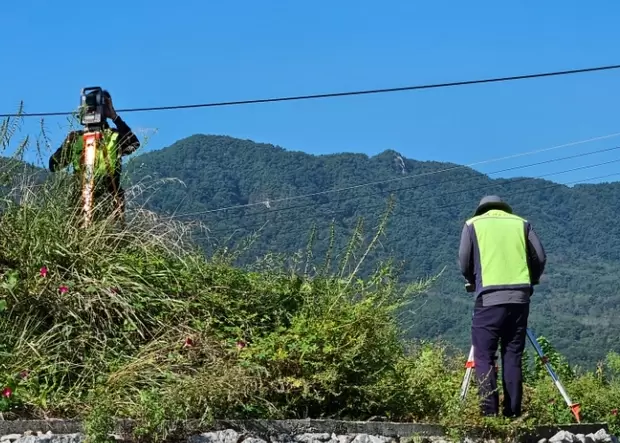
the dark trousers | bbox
[471,296,529,417]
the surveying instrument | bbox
[78,86,108,228]
[459,283,581,423]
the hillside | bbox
[123,134,620,369]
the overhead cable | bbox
[2,63,620,118]
[169,132,620,219]
[199,156,620,236]
[196,169,620,240]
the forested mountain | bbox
[121,134,620,368]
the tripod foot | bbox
[570,403,581,423]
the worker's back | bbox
[465,208,532,297]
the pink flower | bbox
[39,266,48,278]
[612,408,618,416]
[59,286,68,294]
[183,337,194,348]
[18,370,29,380]
[236,340,246,350]
[2,387,12,398]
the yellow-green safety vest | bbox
[465,209,533,295]
[70,129,120,179]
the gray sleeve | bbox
[527,225,547,283]
[458,224,474,282]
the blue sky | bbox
[2,0,620,184]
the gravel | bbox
[0,427,616,443]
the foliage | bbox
[0,114,618,441]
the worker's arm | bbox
[527,225,547,284]
[49,131,80,172]
[458,224,475,284]
[110,114,140,156]
[106,97,140,156]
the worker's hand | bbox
[105,96,118,121]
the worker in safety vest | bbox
[458,195,546,418]
[48,91,140,223]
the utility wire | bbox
[2,63,620,118]
[194,169,620,242]
[176,144,620,224]
[169,132,620,219]
[407,171,620,226]
[199,156,620,237]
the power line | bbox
[167,132,620,219]
[170,144,620,223]
[3,63,620,118]
[414,171,620,220]
[194,169,620,242]
[198,155,620,237]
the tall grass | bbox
[0,111,618,442]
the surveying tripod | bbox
[459,283,581,423]
[78,87,116,228]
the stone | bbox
[350,436,394,443]
[550,430,576,443]
[13,434,84,443]
[189,429,243,443]
[593,430,612,443]
[1,435,23,442]
[337,435,355,443]
[575,435,587,443]
[295,434,333,443]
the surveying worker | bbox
[48,91,140,222]
[458,195,546,418]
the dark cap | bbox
[474,195,513,216]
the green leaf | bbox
[0,300,6,312]
[0,271,18,291]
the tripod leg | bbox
[460,345,475,402]
[526,328,581,423]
